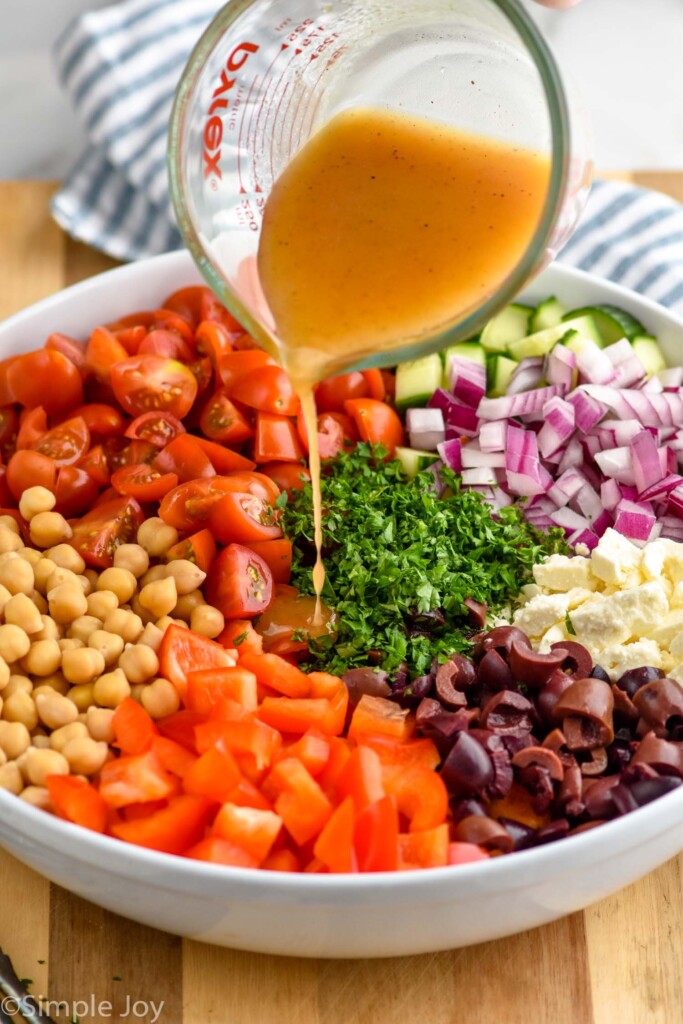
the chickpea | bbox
[0,721,31,759]
[93,668,130,708]
[68,615,103,644]
[114,543,149,578]
[0,557,34,596]
[102,608,143,644]
[24,746,68,786]
[139,564,168,588]
[138,622,164,653]
[0,657,9,692]
[87,590,119,620]
[140,677,180,719]
[0,762,23,794]
[20,786,52,810]
[119,643,159,684]
[165,559,206,595]
[46,567,81,592]
[85,706,115,743]
[18,547,43,568]
[83,568,99,590]
[49,721,88,752]
[137,517,178,557]
[130,592,155,626]
[66,682,96,712]
[48,583,88,623]
[4,675,32,698]
[62,648,106,686]
[130,683,146,703]
[4,592,44,634]
[76,574,93,596]
[19,486,56,521]
[32,591,49,615]
[33,558,58,595]
[0,516,20,535]
[35,691,80,730]
[87,629,125,668]
[45,544,86,574]
[154,616,174,633]
[139,577,177,618]
[0,747,5,766]
[61,736,108,775]
[2,691,38,730]
[30,511,72,548]
[174,590,205,622]
[97,567,137,604]
[0,584,11,616]
[0,624,31,663]
[21,639,62,677]
[31,734,52,749]
[38,672,69,696]
[0,525,23,554]
[32,615,61,642]
[191,604,225,639]
[59,638,84,652]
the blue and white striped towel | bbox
[52,0,683,315]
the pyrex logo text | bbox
[203,41,259,182]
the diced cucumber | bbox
[632,335,667,375]
[529,296,567,333]
[395,353,443,412]
[480,303,532,353]
[562,303,646,344]
[442,341,485,388]
[486,354,517,397]
[395,446,439,480]
[507,314,602,360]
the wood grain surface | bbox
[1,176,682,1024]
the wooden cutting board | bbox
[0,177,682,1024]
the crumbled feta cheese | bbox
[533,555,596,593]
[590,529,642,586]
[537,623,568,653]
[512,593,572,638]
[645,609,683,647]
[599,639,664,678]
[569,598,631,648]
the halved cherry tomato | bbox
[54,466,100,518]
[111,464,179,502]
[362,368,386,402]
[6,450,57,500]
[111,355,198,419]
[315,371,369,413]
[76,445,111,488]
[190,436,255,474]
[161,286,207,327]
[233,334,261,351]
[7,350,83,414]
[85,326,129,382]
[207,492,282,545]
[31,416,90,466]
[139,329,194,363]
[125,411,186,448]
[112,324,147,354]
[0,357,20,406]
[380,370,396,403]
[152,434,215,483]
[112,697,156,755]
[159,471,280,531]
[206,543,273,620]
[46,776,108,833]
[110,795,213,855]
[246,539,292,585]
[254,413,304,463]
[45,332,87,370]
[71,403,125,437]
[159,623,236,701]
[218,350,274,393]
[222,471,280,505]
[344,398,405,456]
[104,437,157,474]
[195,320,236,366]
[16,407,48,450]
[237,366,300,416]
[260,461,310,496]
[0,406,18,452]
[297,411,358,459]
[187,356,213,399]
[199,390,253,445]
[166,529,217,574]
[106,311,155,331]
[0,472,12,508]
[153,308,195,344]
[69,495,144,568]
[200,291,243,331]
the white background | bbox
[0,0,682,178]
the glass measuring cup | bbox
[168,0,591,374]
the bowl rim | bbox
[1,250,682,895]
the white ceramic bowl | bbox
[1,251,682,958]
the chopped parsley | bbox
[282,443,566,676]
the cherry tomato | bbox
[344,398,405,456]
[166,529,217,574]
[0,357,20,406]
[112,325,147,354]
[159,472,279,532]
[195,321,237,367]
[125,411,186,448]
[16,407,48,450]
[260,461,311,496]
[85,326,129,382]
[199,289,243,331]
[111,464,179,502]
[70,496,145,568]
[78,445,111,487]
[237,366,300,416]
[104,437,157,474]
[138,329,194,363]
[152,435,215,483]
[206,543,273,619]
[45,333,87,370]
[106,311,155,331]
[208,491,282,545]
[199,390,253,445]
[362,369,386,402]
[315,371,369,413]
[54,466,100,518]
[221,471,281,505]
[218,350,274,393]
[0,470,13,508]
[0,406,18,455]
[254,413,304,464]
[31,416,90,466]
[161,287,207,327]
[233,334,262,351]
[247,539,293,585]
[380,370,396,403]
[7,350,83,415]
[297,411,358,459]
[187,357,213,400]
[6,450,57,500]
[71,403,125,437]
[190,436,255,474]
[153,308,195,344]
[111,355,198,419]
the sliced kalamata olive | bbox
[477,649,515,693]
[627,775,682,806]
[469,730,514,799]
[450,798,488,824]
[533,819,570,845]
[612,686,639,726]
[470,625,531,662]
[557,762,584,817]
[390,662,410,690]
[607,739,633,774]
[508,641,568,688]
[481,690,534,736]
[497,817,535,850]
[550,640,592,680]
[633,677,683,734]
[537,668,576,726]
[516,763,555,813]
[367,649,384,666]
[579,747,608,776]
[440,730,493,797]
[453,814,515,853]
[511,746,564,781]
[541,727,574,764]
[563,715,612,752]
[416,700,476,757]
[343,667,390,705]
[616,665,665,700]
[582,775,621,819]
[609,783,639,816]
[434,659,471,709]
[437,654,477,691]
[630,732,683,777]
[554,677,614,748]
[464,597,488,629]
[409,608,446,632]
[590,665,611,683]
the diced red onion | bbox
[599,418,647,446]
[638,473,683,502]
[567,389,606,433]
[567,527,600,550]
[595,447,636,485]
[461,467,498,487]
[437,437,462,471]
[424,460,446,496]
[551,506,592,534]
[640,374,663,394]
[507,358,545,396]
[471,486,514,511]
[577,385,635,420]
[537,397,575,458]
[657,368,683,388]
[461,447,506,469]
[581,436,602,458]
[478,420,507,452]
[613,499,656,543]
[667,485,683,519]
[576,341,617,385]
[548,467,586,507]
[557,437,584,474]
[407,407,446,451]
[572,482,603,521]
[600,478,622,512]
[446,399,480,437]
[592,509,614,537]
[545,345,577,390]
[477,385,560,421]
[450,358,487,408]
[631,429,663,493]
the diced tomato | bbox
[348,695,411,743]
[344,398,405,456]
[0,357,20,406]
[190,436,256,473]
[212,803,282,863]
[199,390,253,445]
[125,411,186,448]
[7,349,83,415]
[246,539,292,584]
[99,750,175,809]
[448,842,490,866]
[45,332,87,370]
[315,371,369,412]
[153,308,195,344]
[260,461,310,497]
[46,776,108,833]
[337,746,385,811]
[159,473,278,532]
[159,624,236,701]
[397,824,449,870]
[112,698,156,755]
[69,495,144,568]
[355,796,399,872]
[111,355,198,419]
[166,528,217,574]
[71,403,125,437]
[208,491,282,545]
[314,796,357,873]
[205,543,273,620]
[110,464,178,501]
[138,328,194,363]
[182,740,243,802]
[267,758,333,846]
[254,413,304,463]
[85,326,129,382]
[6,450,57,500]
[111,795,213,855]
[186,837,258,867]
[217,619,263,657]
[186,666,258,715]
